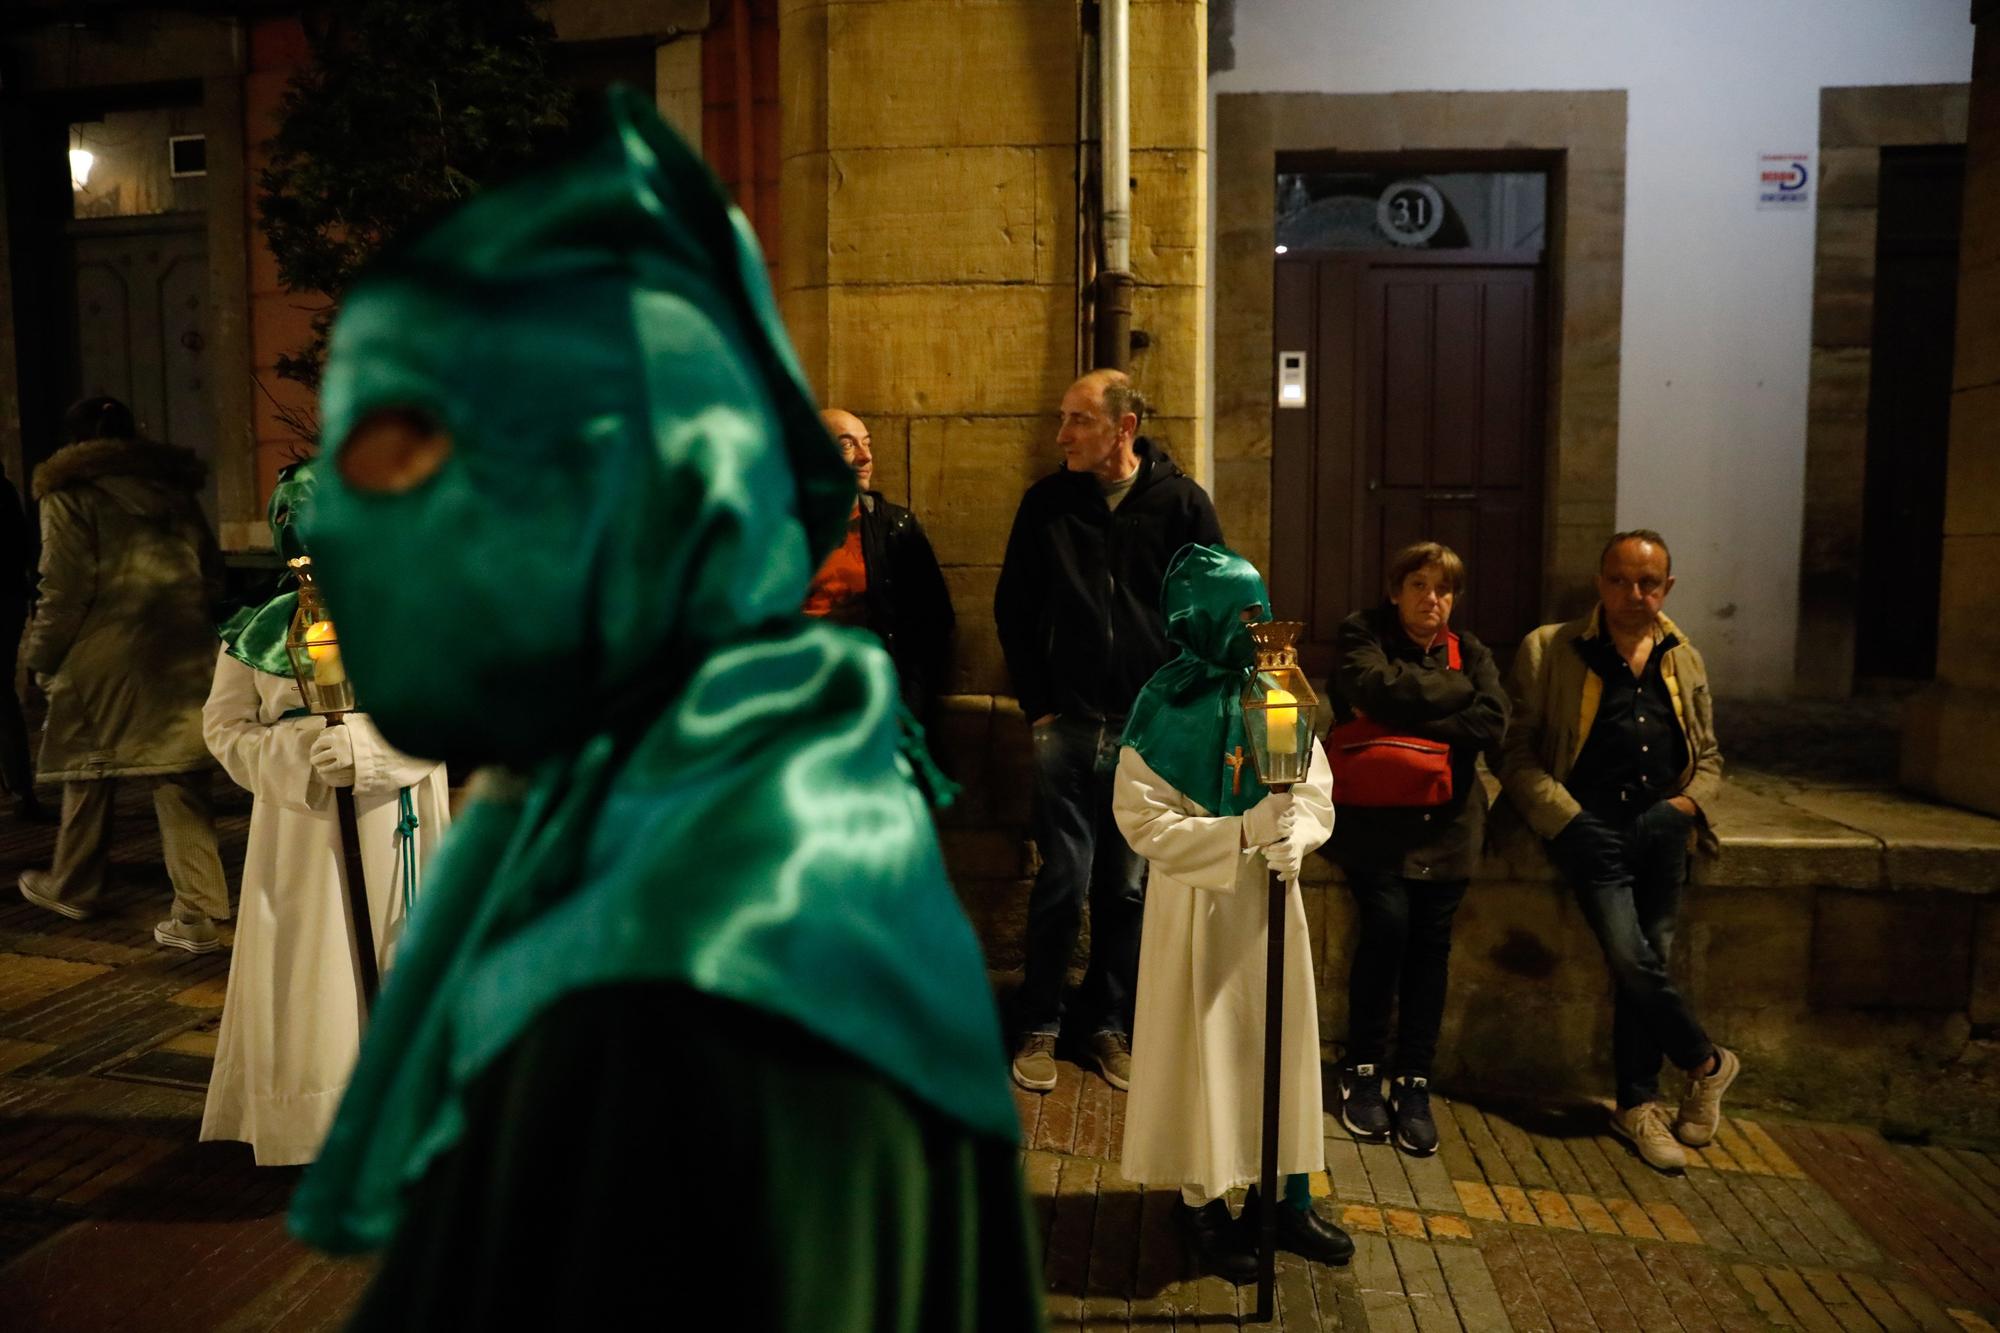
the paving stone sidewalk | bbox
[1016,1050,2000,1331]
[1,782,1998,1329]
[0,781,371,1331]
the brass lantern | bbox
[1239,620,1318,790]
[284,556,356,717]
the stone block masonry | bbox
[780,0,1209,697]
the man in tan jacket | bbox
[1501,530,1736,1172]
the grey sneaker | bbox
[1674,1046,1741,1147]
[1090,1029,1132,1091]
[1012,1032,1058,1093]
[18,871,90,921]
[154,911,223,955]
[1610,1101,1687,1172]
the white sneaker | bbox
[153,912,223,955]
[1610,1102,1687,1172]
[1675,1046,1741,1147]
[19,872,90,921]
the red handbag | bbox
[1329,633,1459,808]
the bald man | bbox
[993,370,1225,1094]
[802,409,954,714]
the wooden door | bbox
[70,214,215,517]
[1273,252,1546,678]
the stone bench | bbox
[929,695,2000,1142]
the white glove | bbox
[309,726,357,789]
[1241,791,1295,849]
[1264,831,1303,881]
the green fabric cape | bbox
[1120,544,1273,817]
[289,87,1016,1254]
[218,459,318,678]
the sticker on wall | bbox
[1757,152,1812,210]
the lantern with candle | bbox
[1239,620,1317,791]
[284,557,355,717]
[1237,614,1324,1318]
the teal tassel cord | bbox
[395,787,421,914]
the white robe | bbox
[197,648,451,1166]
[1113,742,1333,1201]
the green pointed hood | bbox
[1120,544,1273,816]
[290,88,1017,1255]
[218,459,319,678]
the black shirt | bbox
[1565,631,1688,817]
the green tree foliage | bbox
[257,0,573,434]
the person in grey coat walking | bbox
[16,397,230,952]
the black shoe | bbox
[1391,1074,1439,1156]
[1337,1062,1391,1141]
[1176,1198,1258,1284]
[1243,1185,1355,1266]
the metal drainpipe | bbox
[1094,0,1133,371]
[731,0,757,227]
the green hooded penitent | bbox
[290,88,1020,1257]
[217,459,317,678]
[1121,544,1274,817]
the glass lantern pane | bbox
[288,604,354,716]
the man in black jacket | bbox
[994,369,1225,1093]
[803,409,954,715]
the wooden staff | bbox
[325,714,379,1012]
[1254,779,1292,1324]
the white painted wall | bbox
[1211,0,1973,695]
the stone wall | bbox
[1333,798,2000,1141]
[777,1,1211,926]
[1794,84,1970,699]
[1905,12,2000,817]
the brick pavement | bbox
[1017,1051,2000,1331]
[0,781,371,1332]
[0,782,1997,1329]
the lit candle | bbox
[304,619,346,687]
[1266,687,1298,755]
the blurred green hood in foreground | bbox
[290,87,1017,1252]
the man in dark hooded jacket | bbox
[993,369,1224,1094]
[16,397,228,951]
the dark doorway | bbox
[1270,164,1549,680]
[1854,145,1963,683]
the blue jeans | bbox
[1017,716,1147,1040]
[1547,801,1713,1109]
